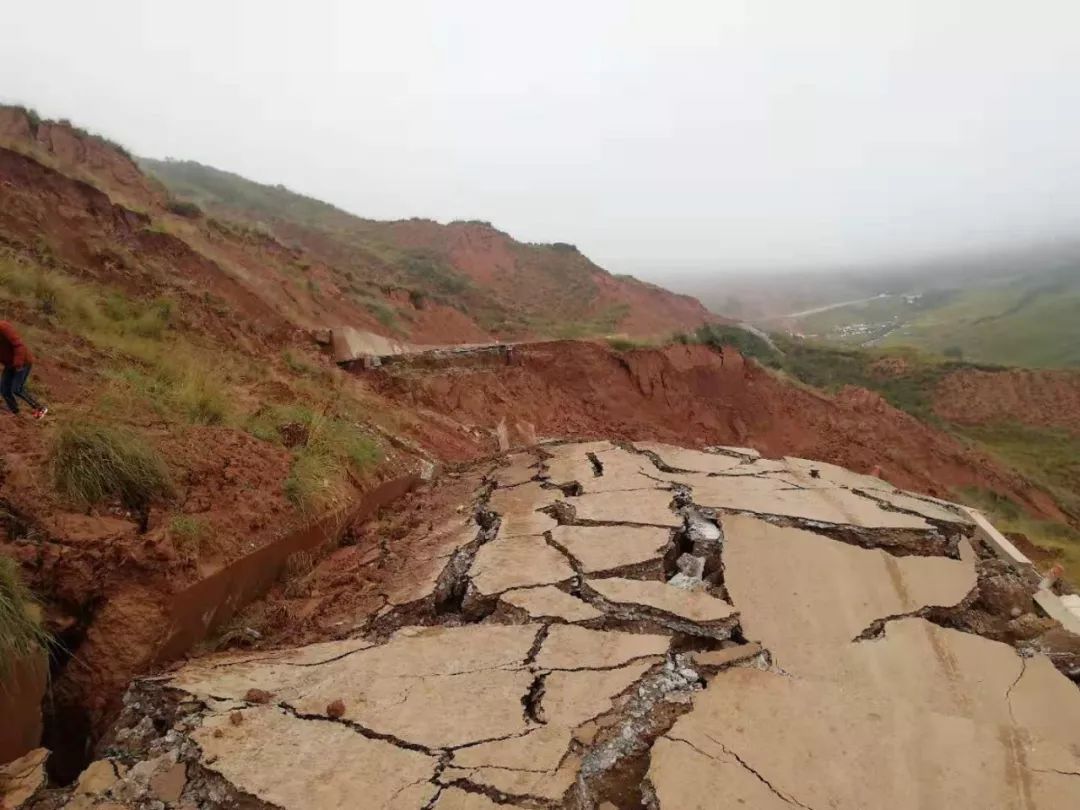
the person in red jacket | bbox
[0,321,47,419]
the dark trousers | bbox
[1,365,43,413]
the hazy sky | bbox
[3,1,1080,276]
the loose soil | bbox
[367,341,1064,521]
[934,366,1080,434]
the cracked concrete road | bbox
[40,442,1080,810]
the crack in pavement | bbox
[278,702,437,754]
[1005,655,1029,729]
[675,731,820,810]
[850,585,979,642]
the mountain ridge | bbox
[0,104,718,343]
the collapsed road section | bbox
[9,442,1080,809]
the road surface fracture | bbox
[12,443,1080,809]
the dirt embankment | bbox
[368,341,1064,521]
[934,367,1080,434]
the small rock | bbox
[74,759,122,796]
[326,699,346,719]
[686,515,721,543]
[676,553,705,579]
[667,572,703,591]
[149,762,187,804]
[229,712,244,726]
[244,688,273,704]
[212,729,224,738]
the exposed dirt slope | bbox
[367,341,1064,521]
[934,367,1080,433]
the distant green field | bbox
[881,283,1080,368]
[795,265,1080,368]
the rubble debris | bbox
[27,442,1080,809]
[244,688,272,704]
[325,699,346,719]
[0,748,47,809]
[498,586,604,623]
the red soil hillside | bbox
[934,367,1080,434]
[366,340,1065,521]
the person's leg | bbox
[0,367,18,413]
[11,365,43,411]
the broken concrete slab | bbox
[434,786,523,809]
[192,706,438,808]
[384,525,478,607]
[545,446,662,493]
[1034,589,1080,635]
[549,524,671,574]
[451,762,578,803]
[540,661,660,727]
[488,482,559,537]
[452,724,571,773]
[493,452,540,488]
[450,725,578,802]
[564,490,682,527]
[722,514,976,678]
[587,577,736,624]
[47,442,1071,810]
[499,586,603,622]
[688,642,764,670]
[709,445,760,459]
[72,758,124,798]
[0,748,47,810]
[781,455,896,491]
[536,625,670,670]
[468,534,575,595]
[651,663,1080,810]
[857,488,974,525]
[166,638,376,703]
[690,474,933,529]
[174,624,540,751]
[963,506,1034,567]
[634,441,746,474]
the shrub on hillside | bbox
[166,199,203,219]
[679,324,781,365]
[51,423,173,521]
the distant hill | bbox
[139,158,718,340]
[0,103,717,345]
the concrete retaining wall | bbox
[154,474,418,663]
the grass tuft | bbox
[282,414,381,514]
[50,422,173,512]
[169,514,209,557]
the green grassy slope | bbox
[879,268,1080,367]
[796,264,1080,368]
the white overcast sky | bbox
[3,1,1080,275]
